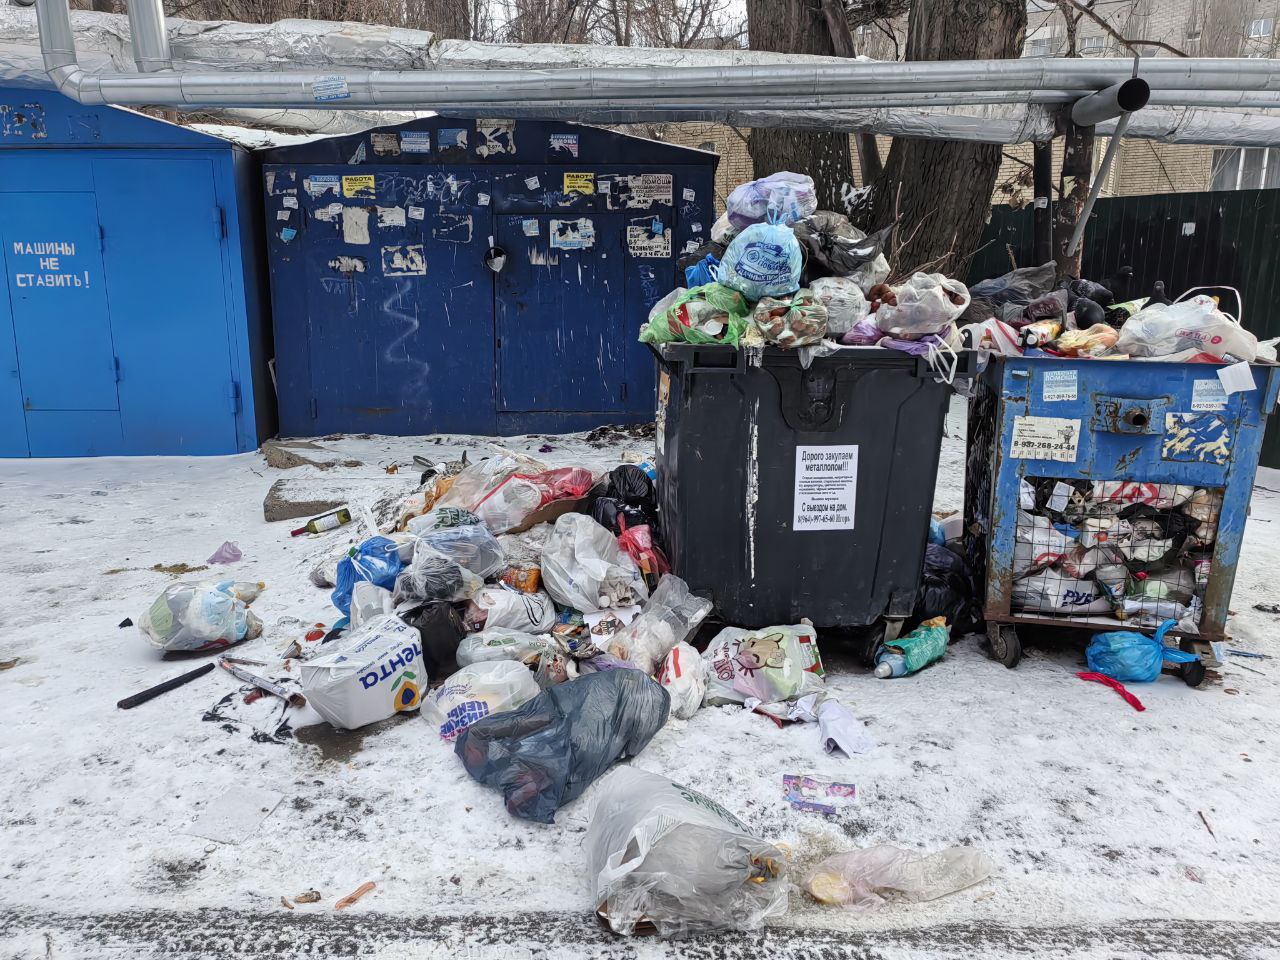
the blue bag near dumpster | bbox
[717,215,802,301]
[455,668,670,823]
[684,253,720,288]
[1085,619,1198,683]
[332,536,403,616]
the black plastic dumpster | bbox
[654,343,962,635]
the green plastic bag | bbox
[893,617,950,675]
[639,282,750,347]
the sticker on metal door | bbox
[793,445,858,531]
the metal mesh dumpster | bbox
[964,356,1280,666]
[654,343,961,636]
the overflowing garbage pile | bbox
[129,443,980,938]
[963,263,1275,366]
[1013,479,1222,631]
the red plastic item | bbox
[1076,671,1146,712]
[616,522,671,583]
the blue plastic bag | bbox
[684,253,720,288]
[1085,619,1199,683]
[332,536,403,616]
[718,215,802,301]
[928,518,945,545]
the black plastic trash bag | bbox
[455,668,670,823]
[607,465,656,506]
[913,544,981,636]
[963,262,1056,322]
[591,498,654,538]
[400,600,466,680]
[793,212,891,285]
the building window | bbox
[1024,36,1056,57]
[1080,35,1105,53]
[1211,147,1280,191]
[1248,17,1273,38]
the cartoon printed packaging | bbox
[701,623,825,717]
[300,614,426,729]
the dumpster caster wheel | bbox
[987,624,1022,668]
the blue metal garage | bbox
[259,117,717,437]
[0,87,273,457]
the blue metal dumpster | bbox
[964,356,1280,666]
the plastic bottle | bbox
[291,507,352,537]
[874,651,908,679]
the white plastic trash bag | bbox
[469,586,557,633]
[809,276,869,336]
[608,574,711,674]
[396,524,504,603]
[586,767,789,938]
[717,221,803,302]
[849,252,890,295]
[456,628,553,666]
[1011,569,1113,615]
[702,623,826,718]
[541,513,649,613]
[1014,510,1075,573]
[139,579,264,653]
[655,642,707,720]
[803,846,992,910]
[876,273,971,340]
[473,475,546,534]
[422,660,540,740]
[1116,294,1257,361]
[299,614,425,730]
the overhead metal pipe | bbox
[125,0,170,73]
[1071,76,1150,125]
[33,0,1280,109]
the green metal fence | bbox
[969,189,1280,468]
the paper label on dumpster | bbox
[399,131,432,154]
[342,175,375,199]
[793,445,858,531]
[312,75,350,102]
[1041,369,1077,402]
[1192,378,1228,411]
[1010,416,1080,463]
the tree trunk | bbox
[869,0,1026,276]
[745,0,854,212]
[1053,120,1095,278]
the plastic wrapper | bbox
[809,276,869,336]
[299,614,424,730]
[465,586,557,633]
[793,213,890,286]
[422,660,541,740]
[1116,295,1258,362]
[499,565,541,593]
[405,506,482,536]
[804,846,992,910]
[541,513,650,613]
[607,574,712,675]
[349,582,394,631]
[875,273,971,340]
[455,668,670,823]
[639,283,751,347]
[1054,323,1118,357]
[655,641,707,719]
[456,627,553,667]
[702,623,825,719]
[752,292,828,348]
[1085,619,1199,682]
[139,579,264,652]
[535,641,578,688]
[586,768,788,938]
[396,523,504,604]
[332,537,403,616]
[875,617,949,678]
[725,171,817,230]
[718,220,803,301]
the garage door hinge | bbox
[98,224,105,252]
[309,397,318,420]
[215,206,226,240]
[113,356,121,383]
[228,380,241,413]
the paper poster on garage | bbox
[793,445,858,531]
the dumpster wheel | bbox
[987,623,1022,669]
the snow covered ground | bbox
[2,399,1280,959]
